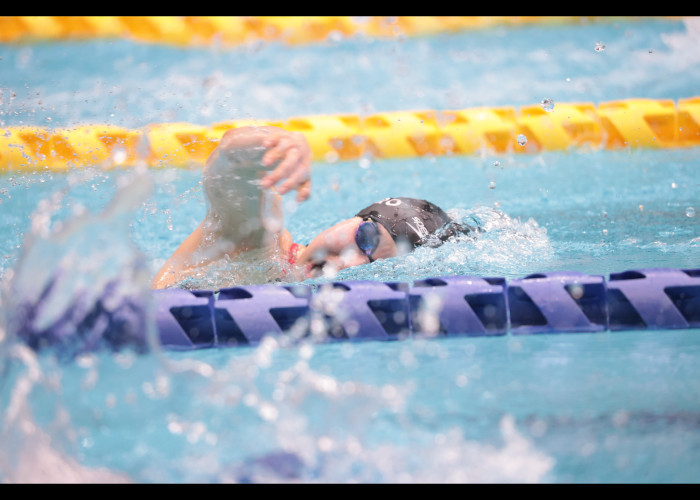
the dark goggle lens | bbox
[355,221,380,258]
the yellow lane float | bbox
[0,16,677,47]
[1,97,699,173]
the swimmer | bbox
[152,126,478,289]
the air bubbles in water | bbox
[517,134,528,147]
[686,207,696,218]
[594,41,606,52]
[540,98,554,112]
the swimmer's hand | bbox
[259,129,312,202]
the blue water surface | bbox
[0,17,699,483]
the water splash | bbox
[540,98,555,112]
[0,184,555,483]
[0,344,133,483]
[335,206,553,283]
[0,164,163,482]
[661,17,700,65]
[1,171,156,361]
[222,415,554,483]
[156,338,555,483]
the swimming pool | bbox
[1,16,699,482]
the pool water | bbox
[1,17,700,483]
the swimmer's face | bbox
[296,217,398,278]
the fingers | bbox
[277,162,310,196]
[259,131,312,199]
[261,131,307,163]
[295,179,312,202]
[261,134,295,167]
[261,149,305,192]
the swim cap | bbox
[355,197,454,249]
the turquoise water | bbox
[1,17,699,483]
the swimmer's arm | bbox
[151,222,208,290]
[151,222,296,290]
[152,126,311,289]
[203,125,311,245]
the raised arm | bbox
[151,126,311,289]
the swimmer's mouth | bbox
[305,262,325,278]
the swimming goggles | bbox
[355,219,381,262]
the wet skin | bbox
[153,125,398,288]
[294,216,399,278]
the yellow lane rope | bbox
[1,97,699,172]
[0,16,679,47]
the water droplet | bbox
[488,180,496,189]
[517,134,528,146]
[493,160,500,168]
[686,207,696,218]
[112,148,128,165]
[324,150,339,163]
[594,41,606,52]
[568,284,584,300]
[540,98,555,112]
[671,182,678,189]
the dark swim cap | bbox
[355,197,454,249]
